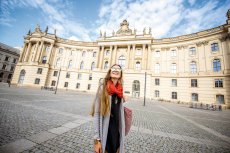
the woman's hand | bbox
[94,140,102,153]
[123,95,129,102]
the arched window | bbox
[56,58,61,67]
[171,63,176,73]
[18,69,26,84]
[213,59,221,72]
[80,61,84,69]
[93,52,96,57]
[190,61,197,73]
[155,63,160,73]
[135,61,141,70]
[0,72,3,78]
[59,48,63,54]
[82,51,86,57]
[104,61,108,69]
[118,55,125,69]
[105,50,110,56]
[68,60,72,69]
[155,51,160,57]
[91,62,95,70]
[42,56,47,64]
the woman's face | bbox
[110,65,121,79]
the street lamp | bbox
[54,67,61,94]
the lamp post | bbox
[55,67,61,94]
[143,72,147,106]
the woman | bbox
[91,64,125,153]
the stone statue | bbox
[149,27,151,34]
[45,26,48,34]
[54,29,56,35]
[143,28,146,35]
[35,24,41,33]
[100,30,102,37]
[116,20,132,35]
[27,30,31,35]
[112,30,115,36]
[104,31,106,37]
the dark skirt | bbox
[105,94,121,153]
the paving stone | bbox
[26,131,57,144]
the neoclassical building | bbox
[12,10,230,108]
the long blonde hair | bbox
[90,64,123,117]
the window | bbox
[172,79,177,86]
[171,50,177,57]
[4,56,9,61]
[89,74,92,80]
[51,80,56,86]
[59,48,63,54]
[68,60,72,69]
[190,61,197,73]
[87,84,91,90]
[56,58,61,67]
[104,61,108,69]
[215,79,223,87]
[191,79,197,87]
[13,58,17,63]
[66,72,70,78]
[136,49,142,56]
[118,55,125,69]
[37,68,42,74]
[0,53,2,60]
[172,92,177,99]
[76,83,80,89]
[46,46,50,52]
[70,50,73,56]
[155,90,160,97]
[78,73,82,80]
[82,51,86,57]
[105,50,110,56]
[216,95,224,104]
[2,64,6,70]
[213,59,221,72]
[155,63,160,73]
[155,51,160,57]
[93,52,97,57]
[42,56,47,64]
[189,47,196,55]
[91,62,95,70]
[0,72,3,78]
[80,61,84,70]
[8,74,12,79]
[64,82,68,87]
[155,78,160,85]
[171,63,176,73]
[192,93,198,102]
[135,61,141,70]
[34,78,40,84]
[10,66,14,71]
[53,71,58,76]
[211,43,219,52]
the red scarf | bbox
[107,80,123,98]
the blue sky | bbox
[0,0,230,47]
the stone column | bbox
[47,43,54,64]
[32,42,39,62]
[96,46,101,68]
[19,42,28,62]
[24,42,32,62]
[99,46,104,69]
[112,45,117,65]
[142,44,146,70]
[36,41,44,62]
[127,45,131,69]
[110,45,113,67]
[147,44,151,70]
[129,44,135,69]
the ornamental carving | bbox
[116,20,132,35]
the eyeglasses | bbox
[111,67,121,72]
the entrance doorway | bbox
[18,69,26,84]
[132,80,140,98]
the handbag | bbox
[124,106,132,136]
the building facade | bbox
[0,42,20,83]
[12,10,230,108]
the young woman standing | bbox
[91,64,126,153]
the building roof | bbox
[0,42,20,55]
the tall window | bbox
[42,56,47,64]
[56,58,61,67]
[0,72,3,78]
[87,84,91,90]
[105,50,110,56]
[10,66,14,71]
[76,83,80,89]
[155,78,160,85]
[155,51,160,57]
[82,51,86,57]
[172,79,177,86]
[66,72,70,78]
[37,68,42,74]
[171,63,176,73]
[68,60,72,69]
[155,63,160,73]
[192,93,198,102]
[53,71,58,76]
[104,61,108,69]
[78,73,82,80]
[189,47,196,55]
[51,80,56,86]
[13,58,17,63]
[211,43,219,52]
[34,78,40,84]
[216,95,224,104]
[93,52,96,57]
[172,92,177,99]
[136,49,142,56]
[213,59,221,72]
[118,55,125,69]
[191,79,198,87]
[8,74,12,79]
[135,61,141,70]
[80,61,84,69]
[155,90,160,97]
[59,48,63,54]
[190,61,197,73]
[46,46,50,52]
[4,56,9,61]
[89,74,92,80]
[64,82,68,87]
[215,79,223,87]
[171,50,177,57]
[91,62,95,70]
[2,64,6,70]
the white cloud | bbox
[68,36,80,41]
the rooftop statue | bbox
[116,20,132,35]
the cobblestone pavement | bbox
[0,85,230,153]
